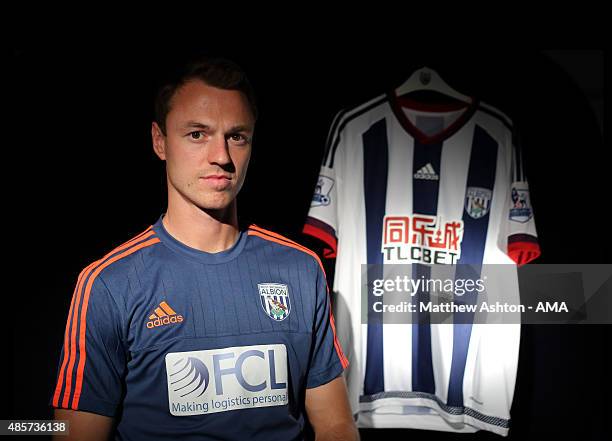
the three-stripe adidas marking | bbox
[146,301,184,328]
[414,163,439,180]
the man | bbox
[50,57,359,441]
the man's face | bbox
[152,80,254,213]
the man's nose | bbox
[207,134,232,166]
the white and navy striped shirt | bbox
[304,92,539,436]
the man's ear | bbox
[151,122,167,160]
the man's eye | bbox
[229,134,248,144]
[189,131,204,140]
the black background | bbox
[7,46,609,440]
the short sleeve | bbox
[303,110,345,259]
[306,261,349,389]
[506,128,541,265]
[49,266,128,417]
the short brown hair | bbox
[154,57,257,135]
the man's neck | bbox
[162,202,240,254]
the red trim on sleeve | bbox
[302,223,337,259]
[508,241,541,266]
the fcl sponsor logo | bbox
[259,283,291,321]
[381,215,464,264]
[165,344,288,416]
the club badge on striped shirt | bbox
[258,283,291,321]
[465,187,492,219]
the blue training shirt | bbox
[50,213,348,440]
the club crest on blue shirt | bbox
[465,187,492,219]
[258,283,291,321]
[509,186,533,223]
[311,175,334,207]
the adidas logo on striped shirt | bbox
[413,163,439,180]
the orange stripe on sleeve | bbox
[248,227,326,275]
[52,261,97,407]
[106,227,155,258]
[71,237,161,409]
[248,224,305,247]
[61,260,100,409]
[55,226,157,409]
[328,297,349,369]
